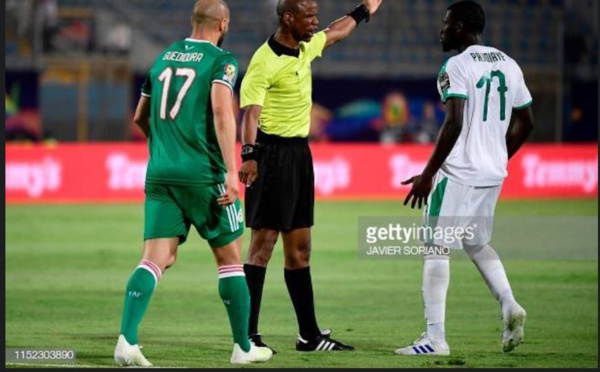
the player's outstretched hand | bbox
[401,174,432,210]
[218,171,240,207]
[239,160,258,188]
[363,0,383,15]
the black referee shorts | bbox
[244,130,314,232]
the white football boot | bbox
[230,342,273,364]
[394,332,450,356]
[114,335,153,367]
[502,301,527,353]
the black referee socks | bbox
[244,264,267,336]
[284,266,321,340]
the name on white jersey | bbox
[469,51,507,63]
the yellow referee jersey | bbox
[240,31,327,138]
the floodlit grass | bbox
[5,199,597,368]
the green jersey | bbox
[141,38,239,185]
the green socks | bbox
[119,260,162,345]
[218,265,251,352]
[119,261,251,352]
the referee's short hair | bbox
[276,0,292,17]
[276,0,314,18]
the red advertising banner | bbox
[5,143,598,203]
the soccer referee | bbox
[238,0,383,352]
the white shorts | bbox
[422,172,502,249]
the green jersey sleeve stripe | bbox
[514,100,533,110]
[442,93,468,102]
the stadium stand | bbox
[5,0,596,142]
[50,0,567,76]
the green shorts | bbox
[144,182,243,248]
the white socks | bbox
[421,244,515,343]
[464,244,515,308]
[422,255,450,342]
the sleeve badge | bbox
[438,72,451,92]
[223,64,237,84]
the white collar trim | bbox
[185,38,214,45]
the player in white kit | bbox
[395,0,535,356]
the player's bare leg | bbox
[213,236,272,364]
[247,228,279,267]
[142,238,179,271]
[115,238,179,366]
[282,227,311,270]
[244,228,279,351]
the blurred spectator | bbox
[55,19,92,52]
[377,91,413,144]
[106,24,132,55]
[6,107,44,143]
[413,101,440,144]
[35,0,59,52]
[6,0,35,56]
[5,83,42,142]
[309,103,333,142]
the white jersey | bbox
[436,45,532,186]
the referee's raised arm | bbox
[323,0,383,49]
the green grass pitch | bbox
[5,199,598,368]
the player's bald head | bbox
[192,0,230,26]
[276,0,315,18]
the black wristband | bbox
[348,4,370,24]
[241,144,257,162]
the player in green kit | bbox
[113,0,272,366]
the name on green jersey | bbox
[163,51,204,63]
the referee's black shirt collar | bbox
[268,35,300,58]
